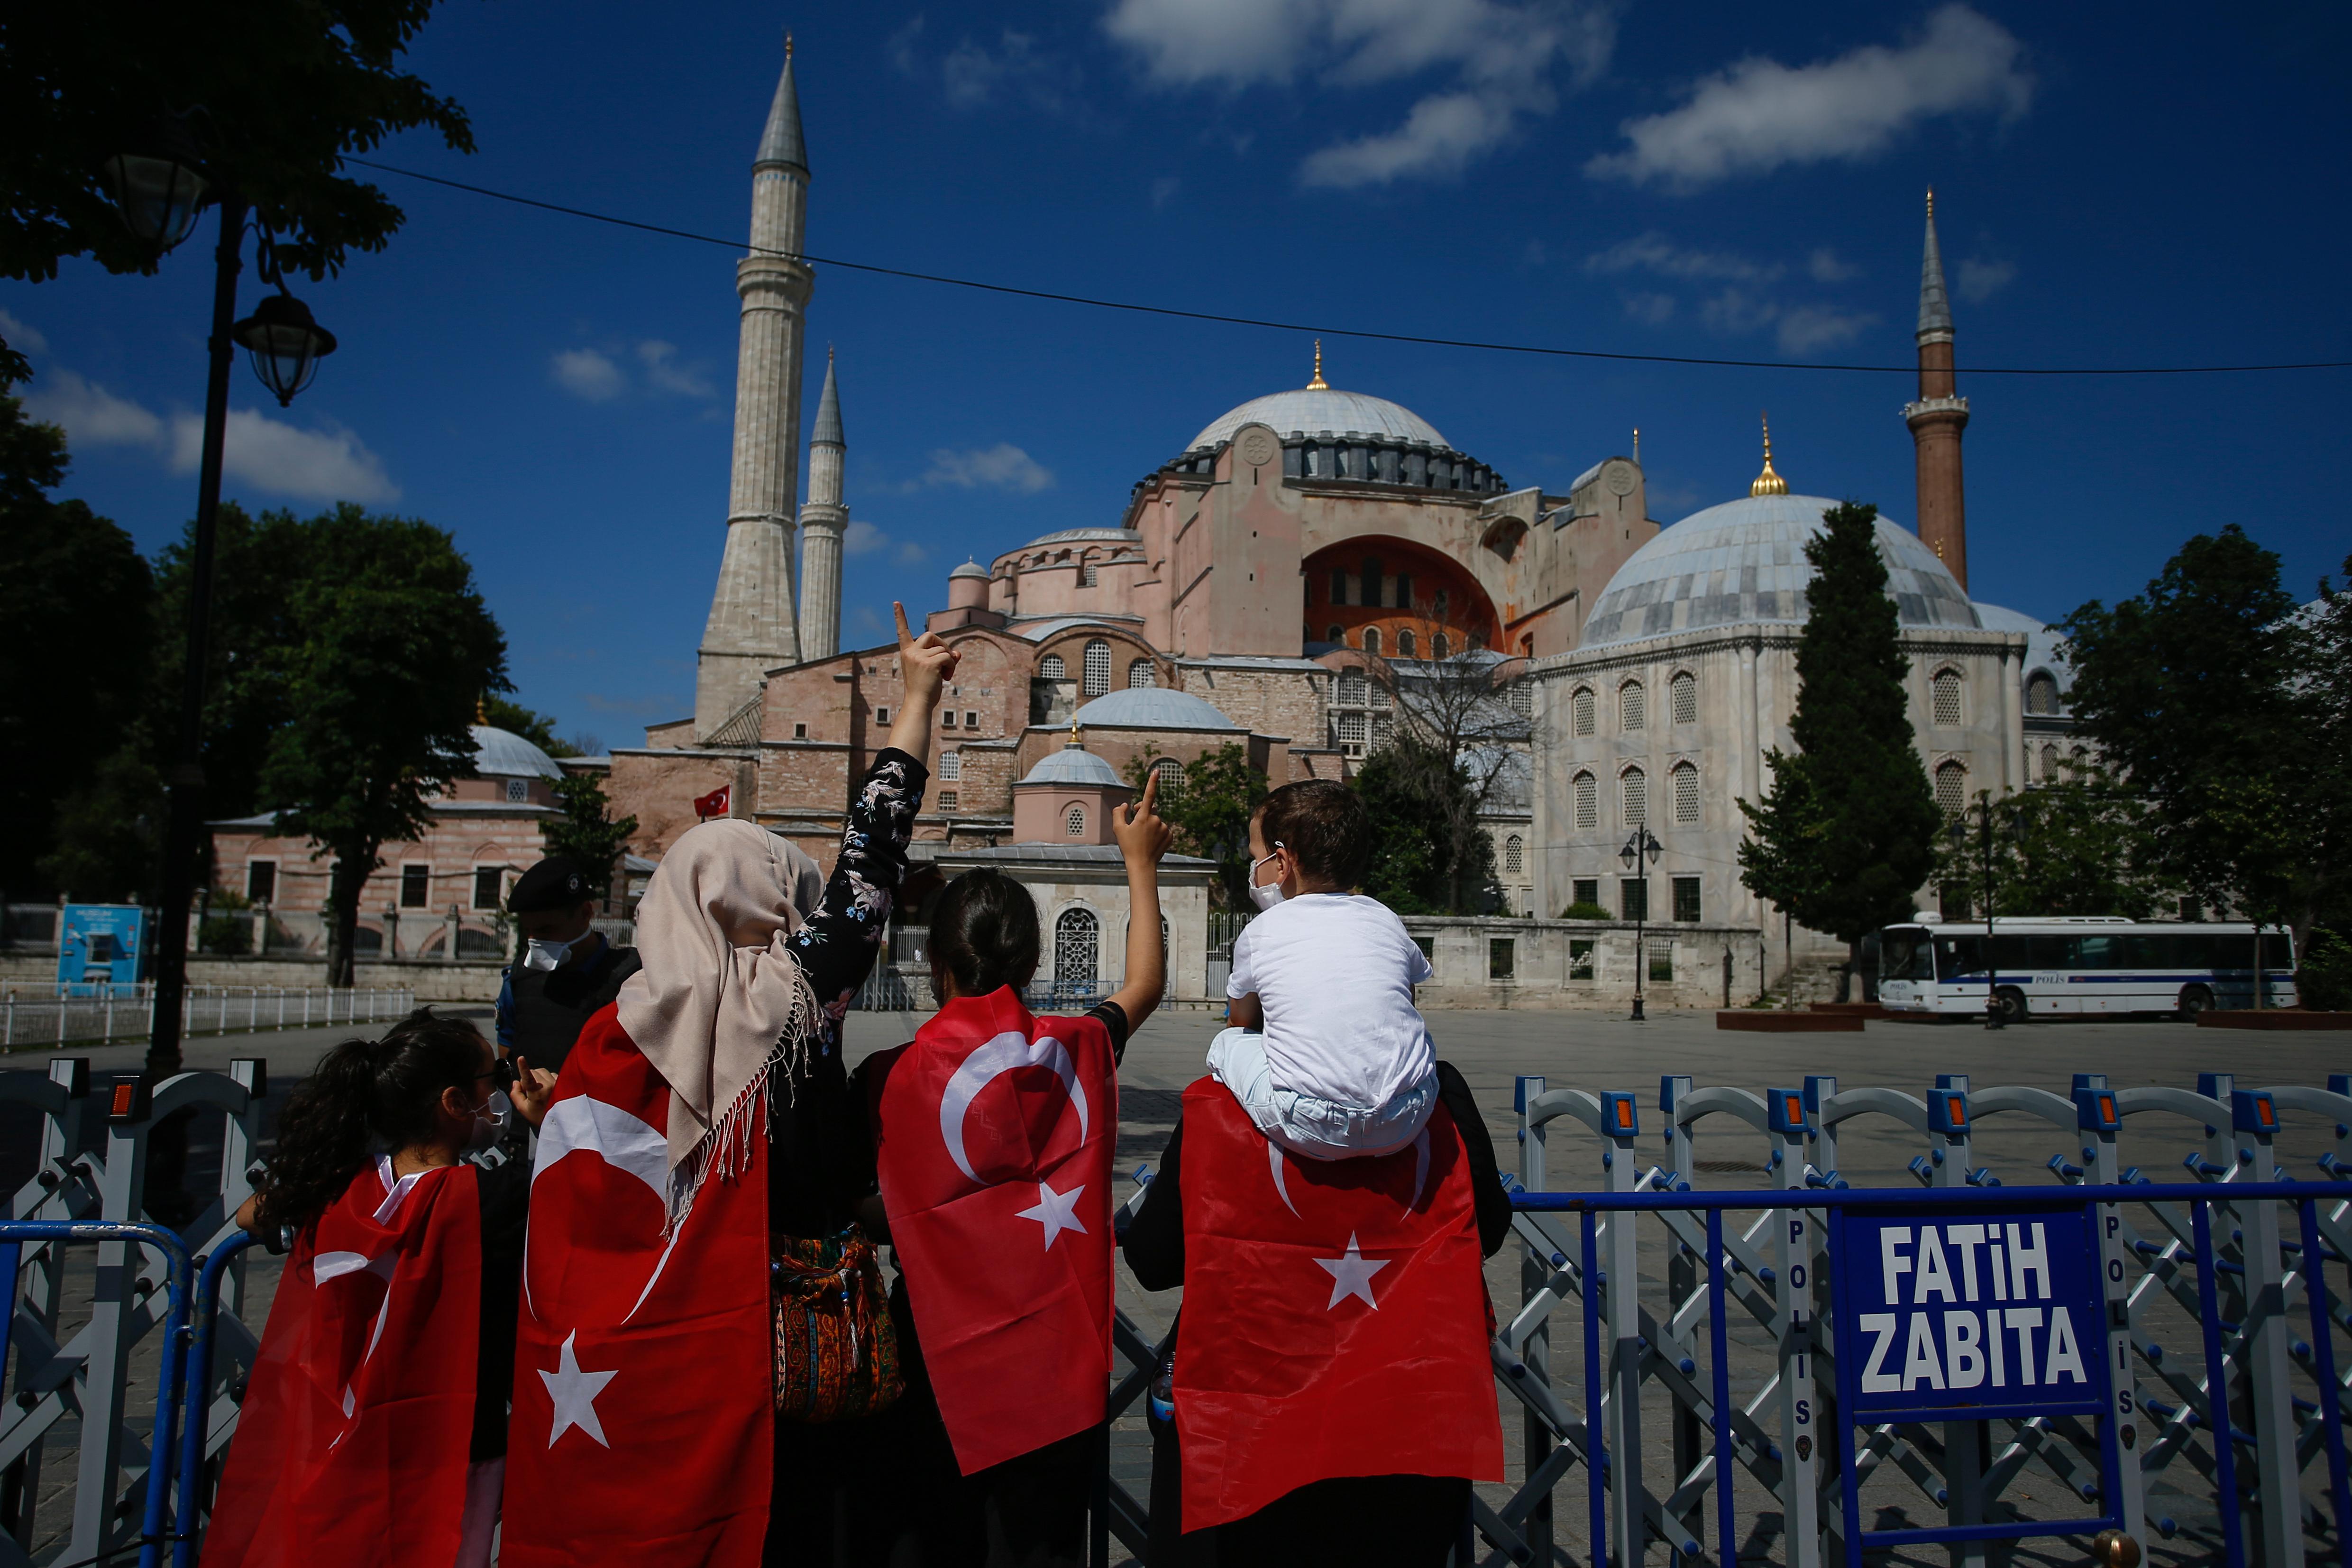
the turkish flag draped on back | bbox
[499,1007,773,1568]
[1175,1079,1502,1531]
[872,987,1117,1474]
[205,1161,481,1568]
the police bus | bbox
[1876,916,2297,1022]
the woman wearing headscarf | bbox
[501,605,957,1568]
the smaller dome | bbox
[471,725,563,779]
[1070,688,1241,731]
[949,559,989,580]
[1019,749,1127,788]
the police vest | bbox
[506,944,641,1073]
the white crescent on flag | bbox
[1267,1126,1433,1218]
[527,1094,680,1322]
[938,1030,1088,1185]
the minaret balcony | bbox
[1903,395,1970,422]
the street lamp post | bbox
[1949,793,2021,1031]
[101,136,338,1089]
[1620,827,1662,1022]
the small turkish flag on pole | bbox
[1173,1081,1503,1530]
[205,1162,483,1568]
[499,1009,773,1568]
[692,785,730,821]
[870,987,1117,1474]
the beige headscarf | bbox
[616,818,823,1225]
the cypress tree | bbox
[1739,501,1940,987]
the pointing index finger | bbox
[893,601,914,647]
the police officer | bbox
[495,855,641,1077]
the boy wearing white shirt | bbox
[1210,779,1438,1160]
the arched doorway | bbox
[1054,907,1100,995]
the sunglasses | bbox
[475,1059,521,1091]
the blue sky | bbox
[6,0,2346,752]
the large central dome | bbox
[1186,387,1448,454]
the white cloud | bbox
[1150,176,1182,208]
[1106,0,1615,188]
[1586,231,1780,282]
[896,540,929,566]
[919,443,1056,494]
[1958,255,2016,303]
[21,369,166,447]
[636,340,715,399]
[1620,291,1675,325]
[1587,5,2032,188]
[171,408,400,503]
[942,31,1050,108]
[1808,248,1860,282]
[1701,287,1778,336]
[842,518,888,555]
[551,348,625,402]
[0,309,48,356]
[1774,305,1876,355]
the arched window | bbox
[1054,907,1099,990]
[1620,679,1646,732]
[1672,761,1700,824]
[938,750,961,780]
[1326,624,1344,644]
[2041,743,2060,781]
[2070,744,2089,771]
[1082,639,1111,697]
[1934,761,1968,816]
[1066,805,1088,837]
[1434,590,1449,621]
[1931,669,1962,726]
[1337,669,1366,706]
[1621,766,1647,826]
[1397,629,1416,659]
[2025,672,2059,715]
[1572,686,1595,737]
[1080,560,1099,587]
[1128,659,1155,688]
[1574,771,1597,830]
[1431,632,1449,660]
[1670,670,1697,725]
[1509,683,1532,718]
[1153,757,1183,791]
[1363,627,1382,656]
[1040,653,1066,680]
[1504,834,1524,874]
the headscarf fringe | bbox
[664,963,822,1233]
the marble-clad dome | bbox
[1580,493,1981,649]
[1069,688,1241,731]
[1018,748,1127,788]
[1186,387,1448,453]
[469,725,564,779]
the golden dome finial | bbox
[475,695,488,724]
[1306,339,1328,391]
[1632,427,1640,463]
[1068,717,1084,749]
[1925,184,1935,219]
[1751,412,1787,496]
[785,31,794,61]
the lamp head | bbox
[231,291,337,406]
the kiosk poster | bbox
[1837,1201,2105,1420]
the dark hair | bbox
[1255,779,1373,889]
[928,868,1042,999]
[253,1009,487,1233]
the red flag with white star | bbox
[205,1161,482,1568]
[499,1008,773,1568]
[870,987,1117,1474]
[1174,1078,1502,1530]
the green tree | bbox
[0,3,473,286]
[1124,744,1266,910]
[482,696,583,758]
[2059,530,2348,958]
[1737,501,1940,986]
[0,365,154,896]
[257,505,508,984]
[1931,771,2170,919]
[542,772,638,899]
[1354,735,1493,914]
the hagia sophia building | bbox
[602,36,2075,955]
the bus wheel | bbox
[2178,984,2214,1019]
[1993,986,2028,1024]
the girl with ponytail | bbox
[210,1009,555,1568]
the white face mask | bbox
[465,1091,512,1154]
[523,932,586,972]
[1245,848,1287,912]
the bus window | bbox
[2178,933,2221,969]
[1881,929,1933,981]
[1936,935,1985,979]
[2262,932,2294,971]
[2076,934,2125,970]
[2123,934,2169,968]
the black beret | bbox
[509,856,595,913]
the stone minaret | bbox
[695,35,814,734]
[1904,188,1970,588]
[796,348,847,659]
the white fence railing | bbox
[0,985,417,1048]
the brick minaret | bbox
[1904,188,1969,588]
[696,34,813,734]
[796,348,847,660]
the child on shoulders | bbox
[1212,779,1437,1161]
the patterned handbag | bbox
[770,1223,904,1421]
